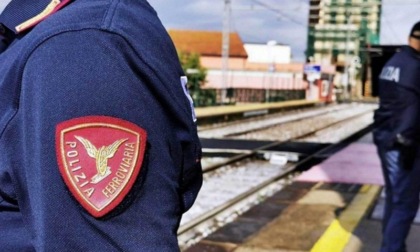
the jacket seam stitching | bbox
[101,0,120,30]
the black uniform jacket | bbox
[373,45,420,148]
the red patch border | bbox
[55,116,147,217]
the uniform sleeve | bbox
[10,29,201,250]
[393,68,420,144]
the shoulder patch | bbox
[56,116,147,218]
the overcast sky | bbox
[150,0,420,62]
[0,0,11,13]
[1,1,419,62]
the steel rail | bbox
[202,109,373,173]
[198,104,350,135]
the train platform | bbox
[195,100,319,125]
[184,134,420,252]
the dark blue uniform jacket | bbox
[373,46,420,148]
[0,0,202,251]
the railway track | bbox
[200,103,376,172]
[178,103,377,250]
[198,103,369,139]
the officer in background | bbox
[0,0,202,251]
[373,21,420,252]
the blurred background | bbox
[150,0,420,105]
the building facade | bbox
[244,43,292,64]
[307,0,381,66]
[169,30,310,103]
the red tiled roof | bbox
[168,30,248,58]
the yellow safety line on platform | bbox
[311,185,381,252]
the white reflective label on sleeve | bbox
[180,76,197,122]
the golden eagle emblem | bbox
[75,136,128,184]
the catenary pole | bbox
[221,0,231,104]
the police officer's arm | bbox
[391,70,420,169]
[14,29,201,249]
[393,69,420,146]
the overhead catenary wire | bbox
[309,0,420,6]
[251,0,306,27]
[230,2,279,43]
[219,0,420,65]
[381,13,400,44]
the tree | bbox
[178,52,216,107]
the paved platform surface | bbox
[184,134,420,251]
[296,142,383,185]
